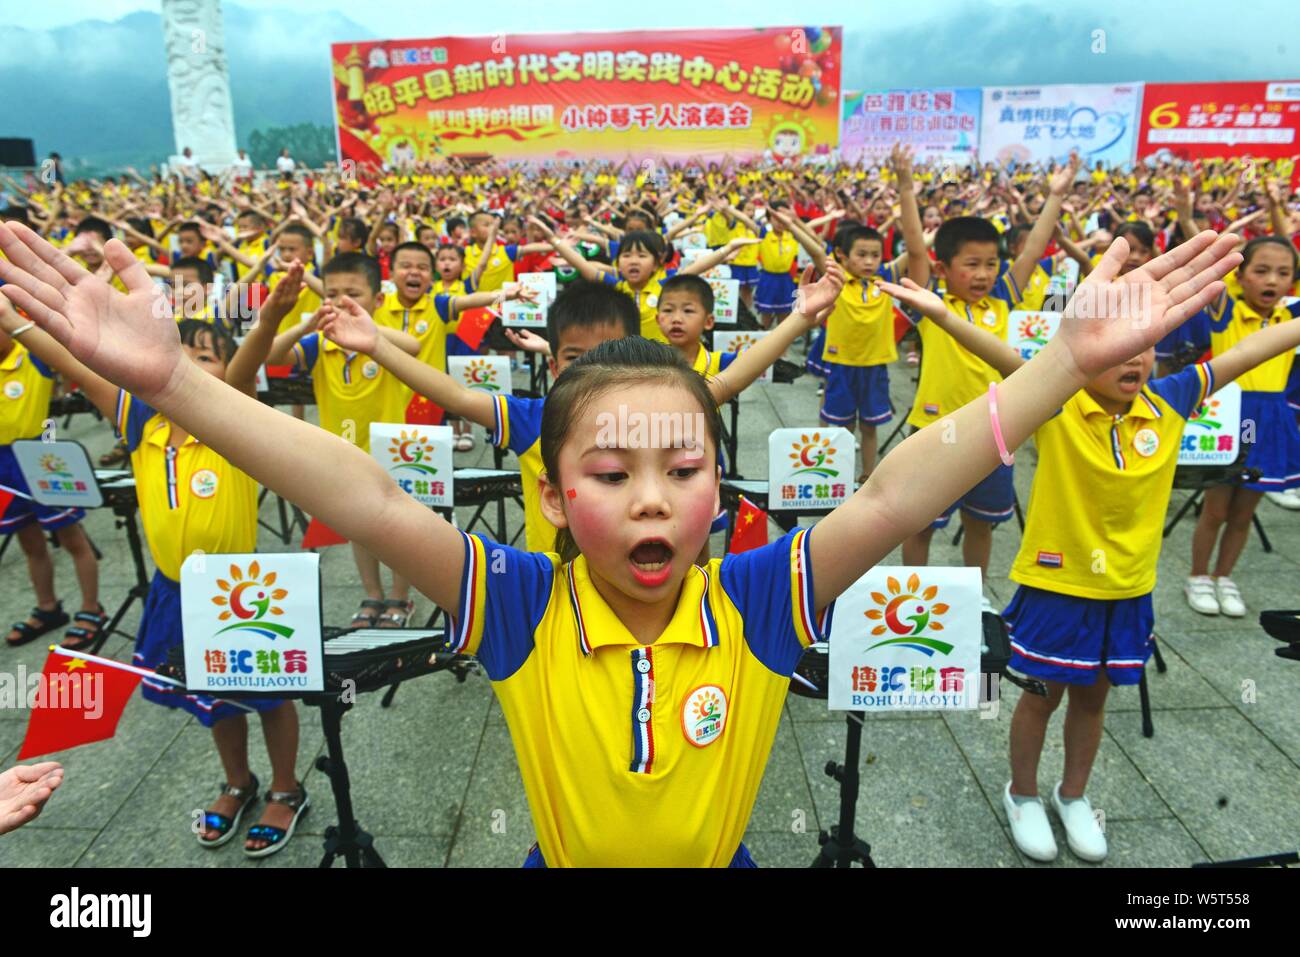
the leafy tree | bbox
[246,123,336,170]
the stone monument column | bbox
[161,0,238,173]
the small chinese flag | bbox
[728,496,769,554]
[405,394,446,426]
[0,486,15,517]
[454,307,496,353]
[16,651,142,760]
[302,517,348,548]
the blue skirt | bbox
[1239,390,1300,491]
[133,570,285,727]
[1003,585,1154,687]
[1286,362,1300,413]
[755,270,796,314]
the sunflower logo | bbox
[1018,314,1052,346]
[691,690,723,736]
[465,358,500,390]
[387,430,439,476]
[1188,396,1222,430]
[787,432,839,478]
[39,454,72,477]
[729,333,760,353]
[864,573,953,657]
[212,561,295,640]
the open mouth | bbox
[1118,370,1142,390]
[629,539,674,586]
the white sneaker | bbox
[1265,489,1300,511]
[1051,783,1108,862]
[1003,783,1057,862]
[1185,575,1220,615]
[1214,577,1246,618]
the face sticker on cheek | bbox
[566,488,577,500]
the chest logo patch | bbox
[981,311,997,327]
[1133,428,1159,458]
[3,381,23,400]
[644,293,659,309]
[682,684,727,748]
[362,360,380,380]
[190,469,219,499]
[415,319,429,335]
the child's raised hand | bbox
[1050,153,1081,196]
[0,222,183,403]
[259,261,304,327]
[503,326,551,355]
[794,261,845,318]
[317,296,379,354]
[1053,230,1240,382]
[878,276,950,323]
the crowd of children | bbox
[0,147,1296,866]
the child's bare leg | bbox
[53,524,100,613]
[386,567,411,603]
[740,284,754,309]
[351,543,384,600]
[1190,484,1233,576]
[290,403,305,421]
[1009,680,1066,797]
[1060,675,1110,799]
[902,525,935,566]
[6,524,58,642]
[959,513,994,578]
[246,702,302,848]
[201,713,252,841]
[1211,488,1264,578]
[858,423,878,479]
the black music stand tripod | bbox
[311,691,386,868]
[812,709,876,868]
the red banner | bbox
[330,27,842,166]
[1137,81,1300,161]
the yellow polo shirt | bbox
[292,329,407,454]
[1206,291,1299,394]
[0,344,55,444]
[449,526,820,866]
[823,264,901,367]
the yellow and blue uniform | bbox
[0,343,85,533]
[603,268,675,343]
[727,219,761,287]
[754,227,798,314]
[464,241,519,293]
[115,390,279,725]
[1004,363,1215,684]
[821,264,901,429]
[292,323,408,455]
[1205,291,1300,490]
[265,267,322,334]
[490,394,550,552]
[907,273,1030,527]
[450,526,821,866]
[374,291,463,422]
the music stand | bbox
[810,612,1033,868]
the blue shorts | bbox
[133,570,286,728]
[755,270,796,314]
[930,460,1016,529]
[1239,390,1300,491]
[729,264,759,287]
[1003,585,1154,686]
[821,363,891,427]
[0,444,85,534]
[1286,362,1300,414]
[522,841,757,867]
[806,327,832,378]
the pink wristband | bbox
[987,381,1014,466]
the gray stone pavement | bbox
[1,342,1297,868]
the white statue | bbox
[161,0,238,174]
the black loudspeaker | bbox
[0,138,37,167]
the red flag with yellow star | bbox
[16,650,143,760]
[728,496,769,554]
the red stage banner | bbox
[330,27,842,167]
[1138,81,1300,161]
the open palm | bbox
[0,762,63,835]
[0,223,182,403]
[317,297,378,354]
[1056,230,1239,381]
